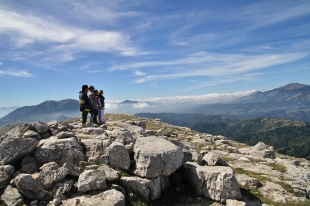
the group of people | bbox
[79,85,105,125]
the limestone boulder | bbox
[202,152,228,166]
[0,135,38,165]
[133,136,183,178]
[55,131,75,139]
[82,138,112,158]
[242,142,275,159]
[62,189,125,206]
[97,164,119,182]
[235,174,260,188]
[5,123,35,137]
[183,162,241,202]
[77,169,107,193]
[183,145,202,164]
[226,199,246,206]
[14,174,46,200]
[107,142,130,171]
[33,137,85,166]
[38,167,68,190]
[107,128,135,144]
[23,130,40,140]
[34,121,50,134]
[48,120,58,129]
[120,176,161,201]
[0,185,24,206]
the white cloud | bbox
[134,71,146,76]
[0,5,142,63]
[0,62,2,65]
[0,69,33,77]
[112,51,308,85]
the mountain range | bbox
[0,99,80,127]
[189,83,310,122]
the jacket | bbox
[79,91,92,112]
[88,92,97,109]
[99,95,105,108]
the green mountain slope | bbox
[136,113,310,160]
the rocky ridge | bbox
[0,113,309,206]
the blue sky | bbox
[0,0,309,108]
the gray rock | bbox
[0,135,38,165]
[5,123,35,137]
[0,165,15,178]
[82,138,111,158]
[20,163,38,174]
[62,162,83,176]
[183,145,202,164]
[247,142,275,159]
[133,136,183,178]
[48,120,58,129]
[108,128,135,144]
[34,137,85,166]
[120,176,161,201]
[23,130,40,139]
[62,189,125,206]
[39,162,59,171]
[183,162,241,202]
[107,142,130,171]
[78,169,107,192]
[0,171,9,189]
[1,185,24,206]
[125,142,135,156]
[56,131,75,139]
[226,199,246,206]
[34,121,50,134]
[21,156,39,168]
[38,167,68,189]
[202,152,228,166]
[97,164,119,182]
[235,174,260,188]
[14,174,46,200]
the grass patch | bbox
[116,169,135,177]
[267,162,287,173]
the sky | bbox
[0,0,309,110]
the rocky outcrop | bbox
[183,162,242,202]
[0,135,38,165]
[202,151,228,166]
[77,169,107,192]
[107,141,130,170]
[0,115,308,206]
[33,137,85,166]
[239,141,275,159]
[120,176,161,201]
[133,136,183,178]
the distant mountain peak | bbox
[278,83,310,91]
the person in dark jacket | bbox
[88,85,100,125]
[98,90,105,124]
[79,85,92,125]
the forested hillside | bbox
[136,113,310,160]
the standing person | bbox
[94,90,103,125]
[79,85,92,125]
[98,90,105,124]
[88,86,100,125]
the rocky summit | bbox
[0,114,309,206]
